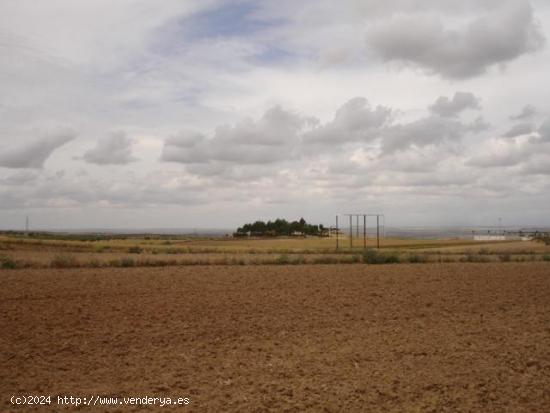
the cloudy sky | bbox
[1,0,550,230]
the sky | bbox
[1,0,550,230]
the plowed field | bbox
[2,263,550,412]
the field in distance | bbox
[1,232,549,269]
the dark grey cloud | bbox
[185,162,282,182]
[367,1,545,78]
[302,97,391,144]
[429,92,480,117]
[343,0,504,17]
[82,131,137,165]
[503,122,534,138]
[163,98,393,172]
[538,118,550,141]
[383,172,475,188]
[0,130,75,169]
[467,148,530,168]
[0,168,212,210]
[327,147,444,176]
[521,155,550,175]
[163,94,490,173]
[0,170,38,185]
[214,106,314,146]
[468,117,491,133]
[161,132,208,164]
[510,104,537,120]
[380,116,482,154]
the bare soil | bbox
[1,263,550,412]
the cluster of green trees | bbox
[234,218,325,237]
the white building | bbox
[473,235,506,241]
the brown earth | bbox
[1,263,550,412]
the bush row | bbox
[1,252,550,270]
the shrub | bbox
[120,257,135,267]
[128,246,143,254]
[50,255,79,268]
[478,248,491,255]
[312,256,339,264]
[543,254,550,262]
[269,254,308,265]
[275,254,290,265]
[88,258,102,268]
[408,254,428,264]
[499,253,511,262]
[350,254,361,263]
[362,249,400,264]
[164,247,185,254]
[384,253,400,264]
[461,253,490,263]
[230,257,246,265]
[141,258,177,267]
[93,245,108,253]
[0,242,12,251]
[290,255,306,265]
[362,249,381,264]
[0,255,17,269]
[513,255,536,262]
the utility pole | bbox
[338,213,385,251]
[349,215,353,249]
[336,215,339,250]
[363,214,366,249]
[377,215,381,248]
[25,216,29,234]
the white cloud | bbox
[467,139,533,168]
[1,1,550,227]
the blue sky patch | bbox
[181,2,283,40]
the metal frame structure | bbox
[335,213,384,250]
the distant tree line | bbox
[234,218,326,237]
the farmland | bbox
[1,233,550,412]
[2,263,550,412]
[1,232,549,269]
